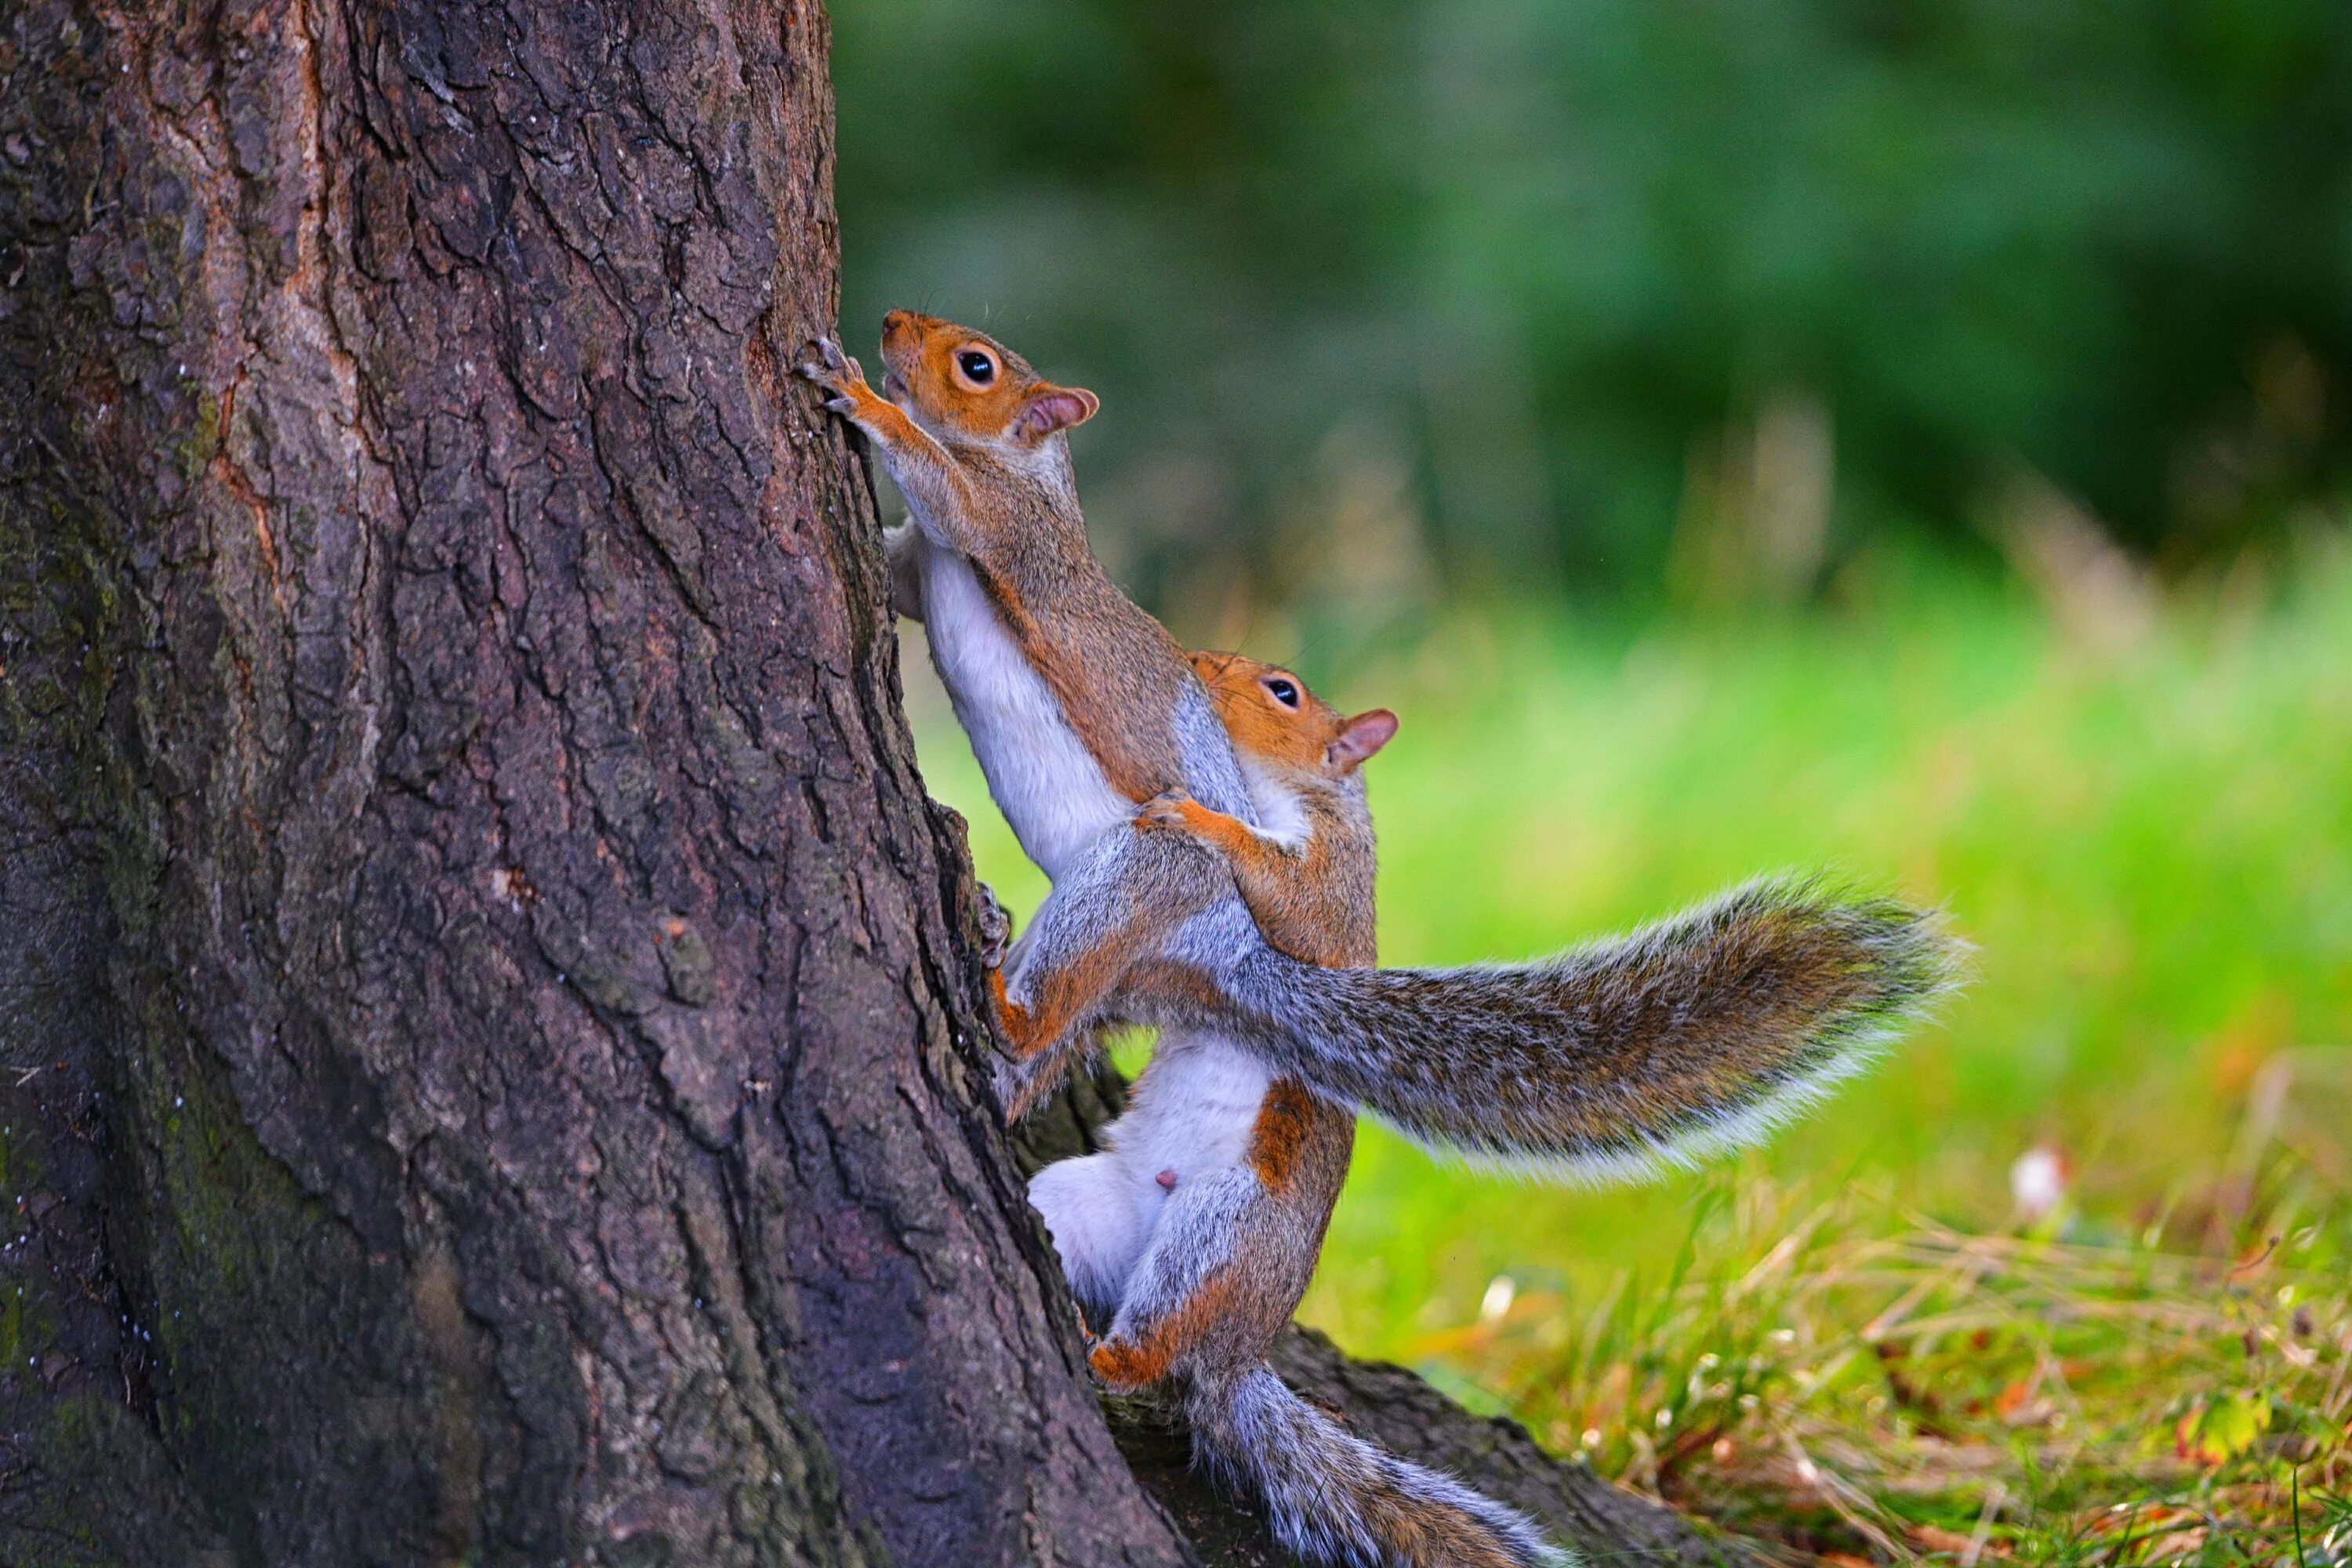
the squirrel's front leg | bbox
[799,338,973,533]
[1136,789,1259,860]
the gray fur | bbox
[1106,1169,1257,1341]
[1001,824,1232,1007]
[1171,680,1261,822]
[1018,862,1962,1181]
[1203,874,1965,1180]
[1189,1367,1569,1567]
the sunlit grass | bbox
[907,535,2352,1559]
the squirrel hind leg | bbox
[1091,1171,1264,1392]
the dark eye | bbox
[956,350,996,385]
[1265,677,1300,708]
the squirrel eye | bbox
[1265,677,1301,708]
[956,350,996,386]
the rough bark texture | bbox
[0,0,1749,1563]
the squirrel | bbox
[804,318,1560,1562]
[1025,650,1560,1568]
[801,307,1962,1166]
[799,315,1301,1095]
[800,312,1962,1555]
[801,314,1959,1179]
[800,314,1258,881]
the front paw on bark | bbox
[796,336,866,410]
[973,881,1014,969]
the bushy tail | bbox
[1224,874,1965,1181]
[1189,1365,1566,1567]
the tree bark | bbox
[0,0,1182,1560]
[0,0,1744,1563]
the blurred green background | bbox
[837,0,2352,626]
[833,2,2352,1550]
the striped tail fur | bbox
[1221,875,1964,1181]
[1188,1365,1567,1567]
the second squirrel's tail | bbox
[1223,874,1964,1181]
[1189,1365,1565,1567]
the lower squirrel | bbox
[1021,652,1562,1568]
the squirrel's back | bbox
[878,312,1255,818]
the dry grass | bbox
[1417,1069,2351,1563]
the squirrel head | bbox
[877,310,1099,451]
[1187,651,1398,778]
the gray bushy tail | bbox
[1224,874,1965,1182]
[1188,1365,1567,1567]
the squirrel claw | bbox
[799,337,866,399]
[1087,1337,1151,1392]
[1136,788,1193,831]
[974,883,1014,969]
[991,1052,1050,1126]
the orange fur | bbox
[1134,651,1394,969]
[1247,1079,1319,1195]
[877,309,1098,447]
[1088,1270,1242,1391]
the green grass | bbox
[909,536,2352,1560]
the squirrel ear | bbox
[1015,384,1099,442]
[1327,710,1398,773]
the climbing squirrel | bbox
[804,318,1559,1562]
[804,312,1956,1181]
[801,314,1961,1559]
[1028,652,1558,1568]
[800,314,1258,880]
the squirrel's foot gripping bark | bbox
[973,880,1014,969]
[797,336,873,417]
[1087,1336,1160,1394]
[800,336,936,450]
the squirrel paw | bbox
[973,882,1014,969]
[797,336,868,403]
[1135,788,1195,832]
[1087,1336,1160,1393]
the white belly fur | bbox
[915,539,1131,881]
[1025,1031,1272,1306]
[1111,1033,1272,1186]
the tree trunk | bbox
[0,0,1744,1563]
